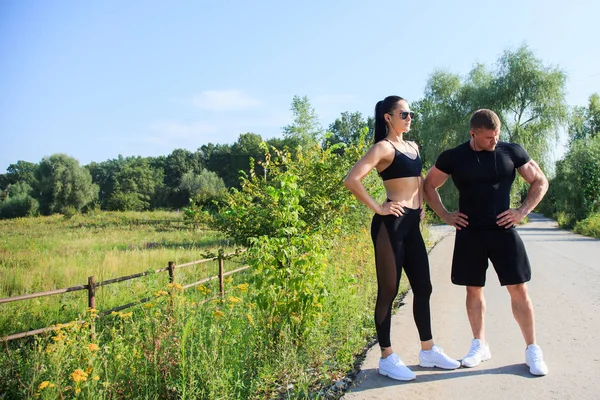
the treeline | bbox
[0,96,373,219]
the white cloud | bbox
[191,90,262,111]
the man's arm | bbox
[496,159,549,228]
[424,166,469,229]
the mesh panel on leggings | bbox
[373,220,402,348]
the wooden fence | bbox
[0,250,249,342]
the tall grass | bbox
[0,211,237,336]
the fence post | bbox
[87,276,96,309]
[219,256,224,298]
[87,276,96,340]
[168,261,175,283]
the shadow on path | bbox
[348,364,537,393]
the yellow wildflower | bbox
[154,290,168,297]
[197,285,211,295]
[213,310,225,319]
[52,332,66,342]
[38,381,51,390]
[247,313,255,326]
[119,312,133,319]
[236,283,249,292]
[167,283,183,290]
[64,321,77,329]
[71,369,88,383]
[75,388,81,394]
[144,302,153,308]
[228,296,241,304]
[88,343,99,352]
[92,375,100,381]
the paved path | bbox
[343,214,600,400]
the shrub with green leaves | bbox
[0,194,39,219]
[543,135,600,226]
[210,134,377,246]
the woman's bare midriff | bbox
[383,176,421,209]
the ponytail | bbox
[373,95,404,144]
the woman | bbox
[344,95,459,381]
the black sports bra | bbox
[378,139,422,180]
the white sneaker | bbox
[378,353,416,381]
[525,344,548,376]
[461,338,491,367]
[419,345,461,369]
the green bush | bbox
[106,191,148,211]
[0,194,39,219]
[62,205,78,219]
[547,136,600,223]
[574,212,600,238]
[209,138,376,247]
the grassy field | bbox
[0,211,239,337]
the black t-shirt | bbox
[435,141,531,230]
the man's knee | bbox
[466,286,484,299]
[506,283,530,301]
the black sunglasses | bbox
[389,111,415,120]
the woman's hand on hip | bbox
[379,200,405,217]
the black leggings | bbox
[371,208,432,347]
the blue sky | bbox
[1,0,599,172]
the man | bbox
[423,109,549,376]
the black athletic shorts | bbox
[451,228,531,286]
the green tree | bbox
[569,93,600,143]
[87,158,122,207]
[548,136,600,223]
[412,70,469,168]
[35,154,98,215]
[324,111,372,148]
[163,149,199,207]
[106,157,163,211]
[1,160,38,190]
[231,133,266,180]
[543,93,600,225]
[0,181,38,219]
[164,148,198,189]
[282,95,323,146]
[199,134,267,188]
[493,46,568,170]
[8,181,33,198]
[179,168,227,207]
[200,143,234,186]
